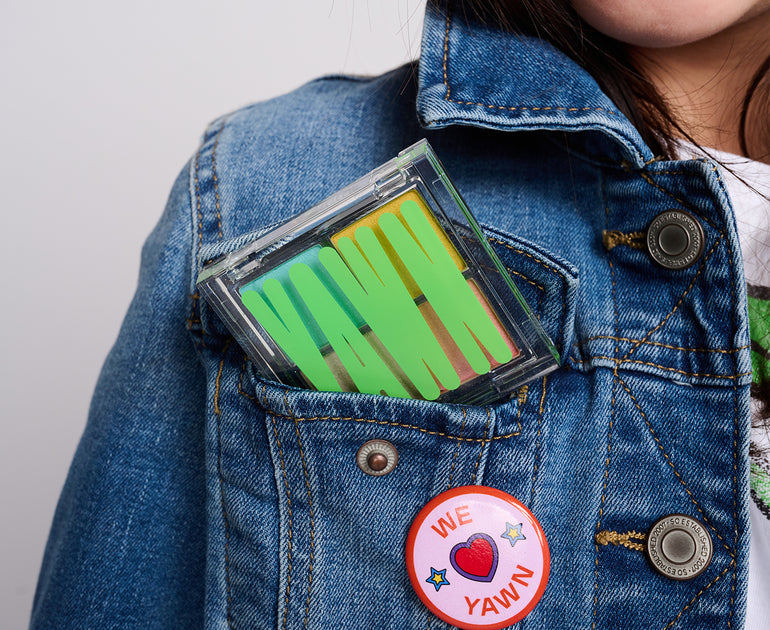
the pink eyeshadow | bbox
[419,280,520,392]
[468,280,520,363]
[418,302,477,388]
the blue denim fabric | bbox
[31,1,752,628]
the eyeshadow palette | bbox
[197,140,558,405]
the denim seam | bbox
[186,309,201,327]
[252,407,515,443]
[484,258,547,304]
[268,411,294,630]
[190,132,206,347]
[190,119,228,345]
[617,356,740,630]
[590,376,617,629]
[211,119,227,240]
[661,561,733,630]
[187,293,209,346]
[445,408,467,490]
[604,170,621,628]
[470,408,492,484]
[569,355,751,380]
[648,170,712,176]
[682,157,743,628]
[238,354,256,401]
[441,7,620,118]
[283,393,315,630]
[639,171,697,212]
[575,336,750,354]
[486,236,563,277]
[618,233,726,363]
[505,266,545,292]
[604,170,620,361]
[699,160,739,625]
[194,132,205,254]
[635,169,724,234]
[528,378,546,509]
[460,234,547,292]
[615,374,734,556]
[592,171,617,628]
[724,183,739,626]
[729,383,738,629]
[238,362,512,440]
[214,341,236,629]
[499,263,545,333]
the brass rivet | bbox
[367,452,388,472]
[357,440,398,476]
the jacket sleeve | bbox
[30,160,207,630]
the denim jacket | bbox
[31,1,752,628]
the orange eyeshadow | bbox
[331,189,466,299]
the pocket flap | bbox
[483,225,579,360]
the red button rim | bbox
[405,485,550,630]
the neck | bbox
[631,10,770,162]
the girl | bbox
[31,1,769,628]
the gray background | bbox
[1,1,425,626]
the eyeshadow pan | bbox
[239,244,364,349]
[332,189,466,299]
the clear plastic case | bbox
[197,139,559,405]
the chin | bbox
[569,0,768,48]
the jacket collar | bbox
[416,0,654,166]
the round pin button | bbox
[406,486,549,630]
[645,514,712,581]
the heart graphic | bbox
[450,533,499,582]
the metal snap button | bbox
[356,439,398,476]
[646,210,704,269]
[645,514,712,581]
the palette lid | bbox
[197,139,559,405]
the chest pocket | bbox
[197,224,577,630]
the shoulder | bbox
[192,63,424,246]
[224,65,419,144]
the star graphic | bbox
[425,567,450,591]
[501,522,526,547]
